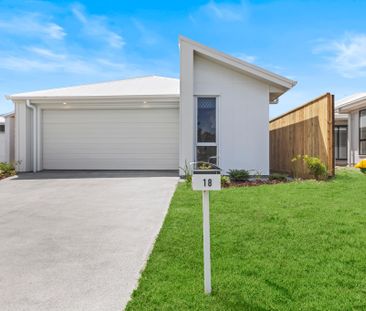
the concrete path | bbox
[0,171,178,311]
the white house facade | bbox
[6,37,296,174]
[0,112,15,163]
[335,93,366,166]
[0,116,5,162]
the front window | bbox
[196,97,217,164]
[360,110,366,155]
[0,124,4,132]
[334,125,347,160]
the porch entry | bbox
[334,125,347,161]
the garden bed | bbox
[227,178,288,187]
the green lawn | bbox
[126,169,366,311]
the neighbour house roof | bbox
[1,111,15,118]
[0,111,14,123]
[335,92,366,113]
[179,36,297,101]
[334,113,348,120]
[7,76,180,101]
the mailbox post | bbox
[191,162,221,294]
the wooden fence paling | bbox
[269,93,334,177]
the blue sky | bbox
[1,0,366,117]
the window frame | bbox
[360,109,366,155]
[334,125,348,160]
[194,96,219,165]
[0,124,4,133]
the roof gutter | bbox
[26,99,37,173]
[7,94,180,102]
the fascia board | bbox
[8,94,180,103]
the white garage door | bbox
[42,109,179,170]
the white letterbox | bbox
[191,162,221,191]
[192,174,221,191]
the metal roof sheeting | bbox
[8,76,179,99]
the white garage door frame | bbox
[34,98,179,171]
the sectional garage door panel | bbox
[42,109,179,170]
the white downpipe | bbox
[347,114,352,166]
[26,99,37,172]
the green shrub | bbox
[228,169,250,182]
[291,154,303,178]
[269,173,288,181]
[0,162,16,179]
[198,163,213,170]
[303,155,328,180]
[221,175,231,187]
[253,170,262,180]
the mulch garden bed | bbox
[225,179,289,188]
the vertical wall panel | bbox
[269,93,334,177]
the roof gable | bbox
[336,92,366,113]
[179,36,296,99]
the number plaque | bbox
[192,174,221,191]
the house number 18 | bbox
[203,178,212,187]
[192,174,221,191]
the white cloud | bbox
[0,14,65,40]
[198,1,248,22]
[0,55,95,74]
[28,47,66,60]
[132,19,160,46]
[233,52,256,63]
[46,23,66,40]
[314,33,366,78]
[0,50,146,78]
[71,3,125,48]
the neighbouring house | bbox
[0,112,15,163]
[0,116,5,162]
[5,36,296,174]
[335,93,366,166]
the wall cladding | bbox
[270,93,334,177]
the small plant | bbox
[179,161,192,185]
[355,159,366,174]
[302,155,327,180]
[291,155,327,180]
[291,154,303,178]
[198,163,212,170]
[253,170,262,181]
[221,175,230,187]
[0,162,17,179]
[269,173,288,182]
[228,169,250,182]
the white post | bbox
[347,113,352,166]
[202,190,211,294]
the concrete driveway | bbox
[0,171,178,311]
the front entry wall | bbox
[179,46,270,175]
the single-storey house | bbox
[335,93,366,166]
[0,115,5,162]
[6,36,296,174]
[0,112,15,163]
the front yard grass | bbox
[126,168,366,310]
